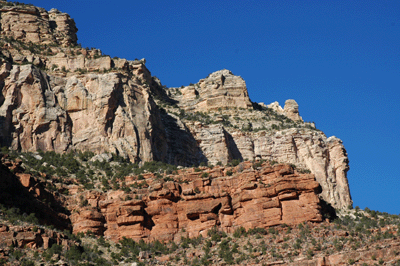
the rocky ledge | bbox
[1,154,324,243]
[68,162,323,242]
[0,1,351,211]
[0,1,77,46]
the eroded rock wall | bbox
[0,3,352,210]
[0,61,169,163]
[187,124,351,209]
[174,69,253,111]
[69,163,323,242]
[0,4,77,46]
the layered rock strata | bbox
[0,60,171,164]
[69,163,323,242]
[0,224,74,249]
[188,125,351,210]
[174,69,253,111]
[0,3,352,209]
[0,3,77,46]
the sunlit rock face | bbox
[0,3,352,210]
[68,163,323,242]
[0,5,77,46]
[175,69,253,112]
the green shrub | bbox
[233,226,247,238]
[21,259,35,266]
[207,226,226,242]
[218,239,234,264]
[65,245,83,263]
[306,249,314,259]
[247,227,267,235]
[201,172,209,178]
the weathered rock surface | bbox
[0,224,74,249]
[0,3,77,46]
[1,154,324,243]
[185,124,351,209]
[174,69,253,111]
[284,99,303,121]
[266,99,303,121]
[68,163,323,242]
[0,154,71,230]
[0,60,170,163]
[0,3,352,209]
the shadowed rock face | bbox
[0,3,352,209]
[0,156,71,231]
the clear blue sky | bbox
[29,0,400,214]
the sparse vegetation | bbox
[1,150,400,266]
[0,8,398,265]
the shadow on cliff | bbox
[159,109,207,166]
[224,130,243,161]
[320,199,338,222]
[0,155,71,231]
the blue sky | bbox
[29,1,400,214]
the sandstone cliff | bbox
[1,153,398,266]
[166,72,351,209]
[0,154,323,243]
[0,2,77,46]
[0,2,351,209]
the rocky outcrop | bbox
[0,155,71,230]
[0,60,169,163]
[0,64,72,152]
[284,99,302,121]
[173,69,253,111]
[0,3,77,46]
[0,224,74,249]
[69,163,323,242]
[267,99,303,121]
[185,124,351,209]
[0,63,351,209]
[1,153,324,243]
[0,3,352,210]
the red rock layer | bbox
[70,163,323,242]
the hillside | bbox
[0,152,400,265]
[1,1,397,266]
[0,1,350,210]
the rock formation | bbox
[68,163,323,242]
[0,224,75,250]
[0,54,171,164]
[0,154,322,243]
[0,3,77,46]
[175,69,253,111]
[0,2,352,210]
[267,100,303,121]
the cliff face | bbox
[1,156,322,243]
[175,69,253,111]
[0,3,77,46]
[70,163,323,242]
[0,2,351,209]
[0,60,169,163]
[168,72,352,209]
